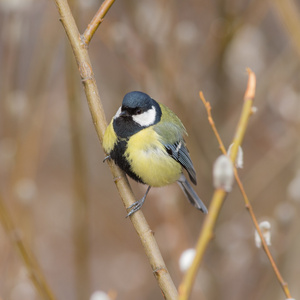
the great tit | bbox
[103,91,208,217]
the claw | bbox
[126,186,151,217]
[103,155,111,163]
[126,199,145,217]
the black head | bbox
[113,91,162,138]
[122,91,154,113]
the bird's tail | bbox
[177,175,208,214]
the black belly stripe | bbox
[110,139,145,184]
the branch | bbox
[178,69,256,300]
[82,0,115,46]
[201,70,292,298]
[234,170,292,298]
[0,194,56,300]
[53,0,178,298]
[179,69,292,299]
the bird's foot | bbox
[126,198,145,218]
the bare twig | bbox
[180,69,292,299]
[234,169,292,298]
[178,70,256,300]
[82,0,115,46]
[53,0,178,298]
[0,194,56,300]
[201,71,292,298]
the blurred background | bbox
[0,0,300,299]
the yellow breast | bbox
[125,127,182,187]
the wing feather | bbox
[153,103,197,185]
[165,141,197,185]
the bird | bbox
[103,91,208,217]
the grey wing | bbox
[165,141,197,185]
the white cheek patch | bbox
[113,106,122,119]
[132,106,156,127]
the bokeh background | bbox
[1,0,300,299]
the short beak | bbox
[120,110,130,117]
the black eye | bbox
[136,109,142,115]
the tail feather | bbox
[177,175,208,214]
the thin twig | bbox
[178,70,256,300]
[199,92,227,155]
[234,169,292,298]
[82,0,115,46]
[0,194,56,300]
[53,1,178,298]
[189,70,292,299]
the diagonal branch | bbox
[179,69,292,299]
[178,69,256,300]
[234,169,292,298]
[0,194,56,300]
[200,74,292,298]
[53,0,178,298]
[82,0,116,46]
